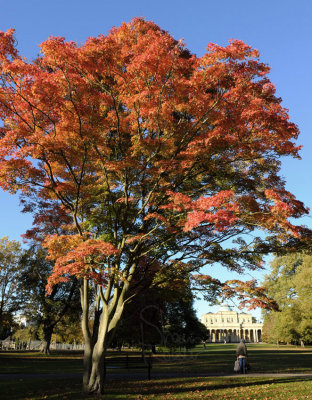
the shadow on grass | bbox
[0,374,311,400]
[0,377,83,400]
[103,375,312,399]
[0,355,83,374]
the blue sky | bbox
[1,0,311,318]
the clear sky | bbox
[1,0,311,318]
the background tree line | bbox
[262,253,312,346]
[0,237,208,352]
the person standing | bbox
[236,339,248,374]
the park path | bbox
[1,371,312,380]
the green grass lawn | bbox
[150,343,312,375]
[0,350,83,374]
[1,344,312,399]
[1,375,312,400]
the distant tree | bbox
[162,298,208,350]
[13,326,38,344]
[17,245,81,353]
[113,262,208,351]
[112,298,162,351]
[0,311,17,339]
[262,254,312,345]
[0,237,22,339]
[51,314,84,344]
[109,259,185,349]
[114,296,208,352]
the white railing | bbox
[0,339,84,351]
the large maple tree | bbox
[0,19,310,393]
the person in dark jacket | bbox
[236,339,247,373]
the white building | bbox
[201,304,263,343]
[13,314,28,327]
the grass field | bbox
[1,375,312,400]
[1,343,312,399]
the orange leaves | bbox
[162,191,193,212]
[163,190,238,232]
[191,275,278,311]
[0,19,311,305]
[194,191,235,210]
[44,235,119,261]
[221,279,279,311]
[126,234,149,244]
[0,19,304,217]
[43,234,85,260]
[185,209,238,232]
[56,239,119,262]
[0,29,18,61]
[191,274,222,293]
[45,236,120,294]
[205,39,260,62]
[261,189,309,239]
[115,196,135,204]
[144,212,168,224]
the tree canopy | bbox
[112,260,207,351]
[262,253,312,345]
[17,245,80,353]
[0,237,22,339]
[0,18,310,393]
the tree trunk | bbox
[82,340,93,393]
[81,304,124,394]
[0,300,4,333]
[80,278,106,395]
[80,271,131,395]
[84,344,105,394]
[41,340,51,354]
[41,325,53,354]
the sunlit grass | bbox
[1,376,312,400]
[1,344,312,399]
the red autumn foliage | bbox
[1,17,311,394]
[44,238,119,294]
[0,16,310,352]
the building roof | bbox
[218,303,233,312]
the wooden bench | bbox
[103,354,153,380]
